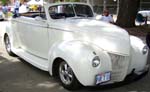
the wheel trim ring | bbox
[5,36,11,52]
[59,62,74,85]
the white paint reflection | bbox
[63,32,74,41]
[130,36,145,50]
[77,20,101,27]
[94,38,117,52]
[37,81,59,88]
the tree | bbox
[116,0,140,27]
[1,0,7,5]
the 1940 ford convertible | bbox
[3,2,149,90]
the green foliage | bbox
[1,0,7,5]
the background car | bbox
[138,10,150,21]
[0,10,4,21]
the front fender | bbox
[128,36,148,74]
[48,41,112,86]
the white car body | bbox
[4,2,149,87]
[138,10,150,21]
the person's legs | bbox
[16,8,19,17]
[14,8,19,17]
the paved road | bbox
[0,21,150,92]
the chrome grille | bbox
[109,53,129,82]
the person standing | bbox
[100,9,114,23]
[2,4,8,18]
[14,0,20,17]
[19,2,29,13]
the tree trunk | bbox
[116,0,140,28]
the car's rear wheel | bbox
[4,35,16,56]
[0,19,4,21]
[59,61,81,90]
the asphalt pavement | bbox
[0,21,150,92]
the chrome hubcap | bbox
[59,62,74,85]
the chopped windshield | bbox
[49,4,93,19]
[73,4,93,17]
[49,4,75,19]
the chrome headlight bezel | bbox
[92,56,101,67]
[142,45,149,55]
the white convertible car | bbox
[3,2,149,90]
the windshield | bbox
[49,4,93,19]
[73,4,93,17]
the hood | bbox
[50,18,130,55]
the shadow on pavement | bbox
[0,56,67,92]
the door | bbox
[17,17,49,59]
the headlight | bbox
[142,46,148,55]
[92,56,101,67]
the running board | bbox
[12,47,49,71]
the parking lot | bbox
[0,21,150,92]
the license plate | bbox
[96,72,111,84]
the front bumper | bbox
[96,64,149,86]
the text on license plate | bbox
[96,72,111,84]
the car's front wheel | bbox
[59,61,81,90]
[4,35,16,56]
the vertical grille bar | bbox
[109,53,129,82]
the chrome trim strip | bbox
[48,27,74,32]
